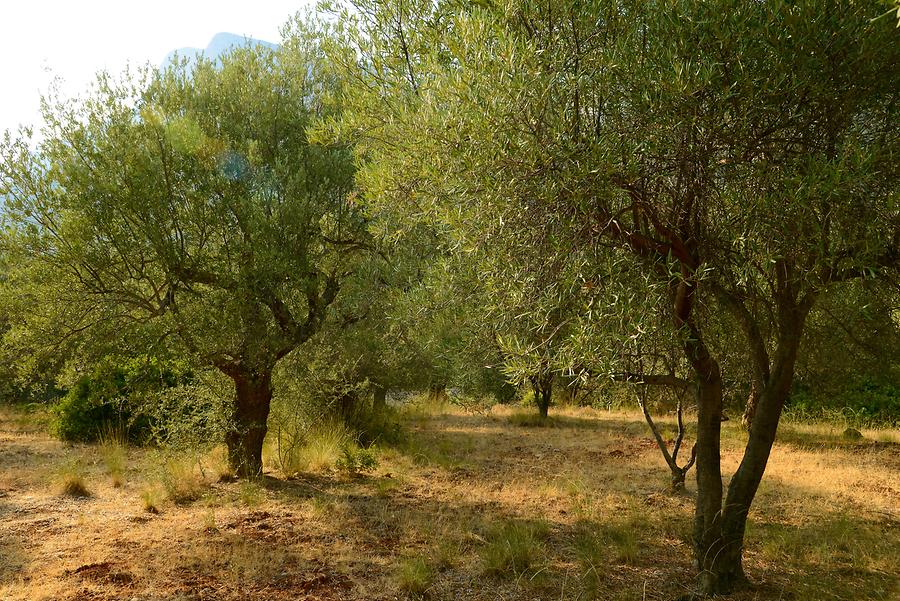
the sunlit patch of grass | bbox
[479,520,549,578]
[187,538,293,586]
[273,419,352,476]
[396,555,434,597]
[158,455,206,505]
[202,509,218,532]
[99,427,127,487]
[6,403,52,434]
[238,481,265,507]
[140,485,163,513]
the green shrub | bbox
[52,378,120,442]
[787,376,900,427]
[51,355,192,443]
[336,444,379,477]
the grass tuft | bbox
[480,520,549,578]
[396,556,434,597]
[57,460,90,498]
[61,474,90,497]
[158,456,206,504]
[273,419,352,476]
[99,427,128,487]
[238,481,265,507]
[572,529,606,597]
[140,486,163,513]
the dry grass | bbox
[271,418,353,476]
[98,428,127,488]
[54,458,91,498]
[0,403,897,601]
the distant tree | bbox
[0,42,364,476]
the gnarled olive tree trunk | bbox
[222,366,274,478]
[530,372,553,418]
[688,279,813,596]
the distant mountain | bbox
[162,32,278,69]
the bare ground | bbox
[1,404,898,601]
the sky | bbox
[0,1,309,134]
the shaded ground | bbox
[0,404,898,601]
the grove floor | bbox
[0,403,898,601]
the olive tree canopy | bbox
[0,41,364,476]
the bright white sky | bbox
[0,1,310,134]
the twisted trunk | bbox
[223,368,273,478]
[531,373,553,418]
[691,278,812,596]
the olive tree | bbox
[326,0,898,594]
[0,42,364,476]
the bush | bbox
[787,376,900,427]
[336,444,379,477]
[52,378,121,442]
[51,355,192,443]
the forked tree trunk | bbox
[223,368,273,478]
[636,387,697,491]
[531,373,552,418]
[690,284,811,596]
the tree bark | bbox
[690,276,813,596]
[531,373,552,418]
[741,378,760,429]
[373,383,387,414]
[223,367,273,478]
[691,367,735,594]
[713,315,806,592]
[428,383,447,403]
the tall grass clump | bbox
[157,454,206,504]
[99,423,127,487]
[396,556,434,597]
[572,529,606,597]
[272,418,352,476]
[480,520,549,578]
[56,460,90,498]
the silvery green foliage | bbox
[145,370,234,453]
